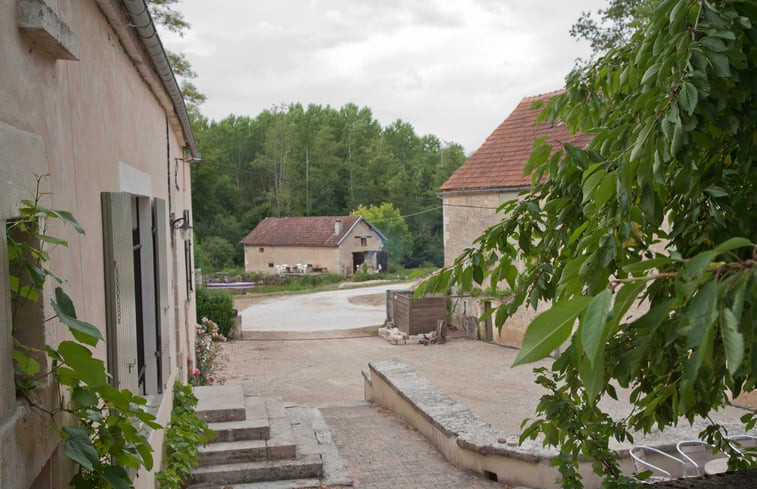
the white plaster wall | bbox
[0,1,196,487]
[245,245,339,275]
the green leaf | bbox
[641,62,660,85]
[579,353,605,403]
[671,114,684,155]
[623,257,676,275]
[580,289,612,368]
[513,296,592,366]
[33,205,86,235]
[52,287,102,346]
[705,186,728,198]
[701,36,727,52]
[721,308,744,376]
[102,466,131,489]
[136,441,154,470]
[713,237,751,253]
[71,387,98,408]
[582,168,604,205]
[57,341,107,387]
[706,51,731,77]
[612,283,644,326]
[682,251,718,281]
[62,426,99,470]
[687,281,718,348]
[678,81,698,116]
[524,143,552,176]
[630,123,653,162]
[17,285,39,303]
[13,349,41,376]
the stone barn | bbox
[439,91,590,346]
[241,216,388,277]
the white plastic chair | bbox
[676,440,722,477]
[630,445,687,482]
[728,434,757,455]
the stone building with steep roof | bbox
[439,91,590,345]
[241,216,388,276]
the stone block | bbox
[17,0,80,60]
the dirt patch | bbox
[232,293,284,311]
[346,292,386,307]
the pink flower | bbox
[208,375,215,383]
[193,368,201,376]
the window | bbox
[102,193,170,395]
[360,237,367,247]
[258,247,264,253]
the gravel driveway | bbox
[222,286,752,451]
[239,281,415,332]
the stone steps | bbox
[207,418,270,443]
[189,455,323,486]
[225,480,323,489]
[186,383,352,488]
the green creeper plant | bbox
[155,381,212,489]
[418,0,756,486]
[9,175,160,489]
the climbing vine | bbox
[9,175,159,489]
[155,381,211,489]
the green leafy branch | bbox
[155,381,212,489]
[418,0,757,485]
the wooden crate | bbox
[392,292,447,335]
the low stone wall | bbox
[363,359,617,489]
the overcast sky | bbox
[160,0,607,154]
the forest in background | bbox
[190,102,467,272]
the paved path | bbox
[239,282,414,332]
[321,403,507,489]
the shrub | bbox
[189,317,225,386]
[300,273,342,287]
[155,381,212,489]
[195,286,235,338]
[351,272,375,282]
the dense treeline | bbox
[190,103,467,272]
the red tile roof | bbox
[440,91,590,192]
[240,216,365,247]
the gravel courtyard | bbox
[217,320,751,449]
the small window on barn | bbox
[258,247,264,253]
[268,262,274,268]
[360,237,367,247]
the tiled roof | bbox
[240,216,364,247]
[440,91,590,192]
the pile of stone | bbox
[378,326,442,345]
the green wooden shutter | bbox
[101,192,138,392]
[152,198,170,390]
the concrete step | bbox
[207,418,270,443]
[198,439,268,465]
[195,384,246,423]
[198,437,298,466]
[227,480,322,489]
[188,454,323,486]
[186,479,321,489]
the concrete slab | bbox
[195,384,246,423]
[240,282,414,332]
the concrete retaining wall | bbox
[363,359,619,488]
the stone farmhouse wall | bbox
[1,2,196,488]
